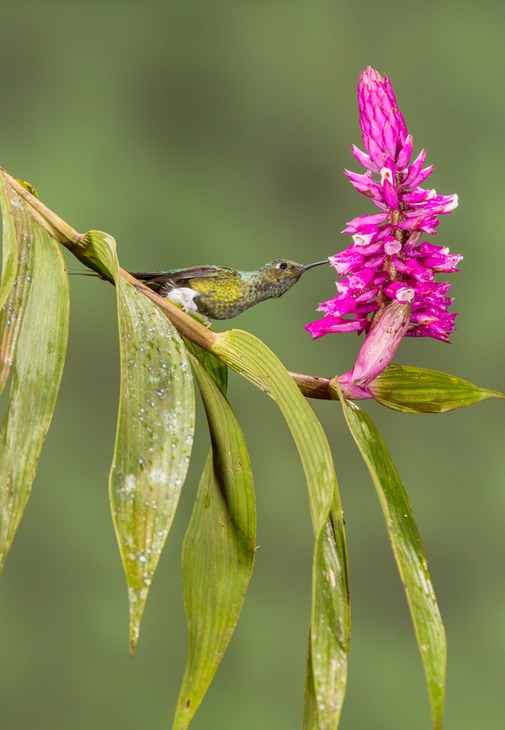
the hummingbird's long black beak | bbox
[302,259,330,271]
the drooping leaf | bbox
[88,229,197,653]
[0,179,69,575]
[172,354,255,729]
[0,179,35,393]
[370,363,503,413]
[302,641,317,730]
[0,173,21,315]
[338,394,446,730]
[214,329,349,730]
[74,231,196,652]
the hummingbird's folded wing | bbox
[130,266,235,289]
[131,265,235,281]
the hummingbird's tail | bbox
[67,268,174,298]
[128,271,167,281]
[127,272,175,295]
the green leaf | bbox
[78,230,117,281]
[183,338,227,393]
[338,395,446,730]
[370,364,504,413]
[106,251,195,652]
[172,355,255,729]
[0,179,37,393]
[77,231,195,654]
[78,232,196,652]
[0,176,42,392]
[214,329,349,730]
[0,181,69,575]
[0,173,21,314]
[302,643,318,730]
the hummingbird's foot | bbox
[188,309,212,327]
[201,315,212,328]
[192,313,212,327]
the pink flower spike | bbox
[306,66,460,345]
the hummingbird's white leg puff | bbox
[166,287,211,326]
[166,287,200,313]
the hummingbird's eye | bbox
[278,262,288,270]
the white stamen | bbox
[384,240,402,255]
[380,166,394,185]
[352,233,374,247]
[396,287,415,303]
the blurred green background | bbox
[1,2,504,728]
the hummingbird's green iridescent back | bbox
[131,258,328,320]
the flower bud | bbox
[348,300,411,386]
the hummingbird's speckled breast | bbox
[188,270,249,319]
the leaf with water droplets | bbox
[0,177,36,392]
[0,173,69,574]
[0,174,21,316]
[97,235,196,652]
[172,354,254,729]
[338,394,446,730]
[214,329,350,730]
[75,231,196,651]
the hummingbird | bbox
[130,259,329,320]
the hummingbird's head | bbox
[259,258,329,297]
